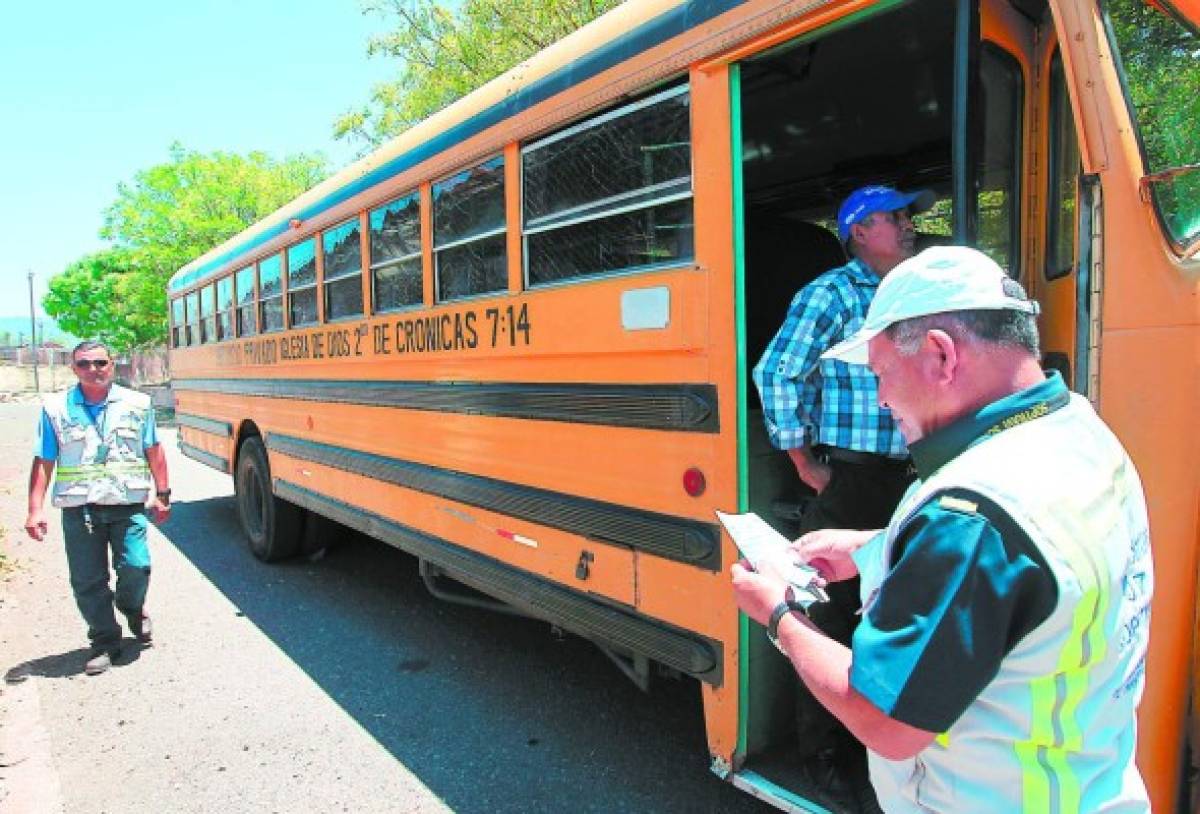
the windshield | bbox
[1104,0,1200,250]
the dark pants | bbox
[795,458,914,760]
[62,504,151,648]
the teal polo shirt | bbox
[849,373,1069,732]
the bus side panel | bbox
[1063,3,1200,807]
[689,61,742,766]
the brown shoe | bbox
[84,646,121,676]
[127,612,152,645]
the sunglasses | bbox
[74,359,111,370]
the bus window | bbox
[235,265,257,337]
[184,291,199,346]
[199,283,216,344]
[287,238,318,327]
[522,84,694,286]
[323,218,363,320]
[258,254,284,333]
[433,156,506,301]
[1046,51,1080,280]
[1105,0,1200,252]
[978,43,1023,276]
[216,276,234,341]
[370,192,422,312]
[170,298,184,348]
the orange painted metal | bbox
[504,143,523,294]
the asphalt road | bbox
[0,401,775,814]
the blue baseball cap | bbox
[837,185,935,242]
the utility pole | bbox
[28,270,40,393]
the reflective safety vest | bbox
[46,384,154,508]
[861,394,1153,814]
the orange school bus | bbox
[168,0,1200,810]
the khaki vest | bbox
[46,384,153,508]
[862,394,1152,813]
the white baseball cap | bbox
[822,246,1040,365]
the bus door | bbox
[728,0,1051,807]
[979,4,1094,396]
[731,0,959,806]
[1032,20,1092,394]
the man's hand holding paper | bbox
[716,511,830,609]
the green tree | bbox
[43,250,153,352]
[102,142,328,276]
[335,0,621,149]
[46,144,329,352]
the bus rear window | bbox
[185,291,199,346]
[171,298,184,347]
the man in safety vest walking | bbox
[733,247,1152,812]
[24,340,171,676]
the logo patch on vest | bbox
[938,495,978,515]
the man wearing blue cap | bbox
[736,247,1151,813]
[752,184,933,811]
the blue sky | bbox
[0,0,395,319]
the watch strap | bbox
[767,599,807,652]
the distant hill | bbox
[0,316,79,347]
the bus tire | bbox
[235,436,303,562]
[300,509,346,556]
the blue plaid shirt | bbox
[752,258,907,458]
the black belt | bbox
[817,446,912,471]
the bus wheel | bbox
[235,437,303,562]
[300,509,347,556]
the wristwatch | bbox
[156,489,172,501]
[767,592,810,654]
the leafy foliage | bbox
[43,250,153,351]
[45,144,328,352]
[1107,0,1200,244]
[101,142,328,276]
[334,0,621,150]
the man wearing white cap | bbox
[753,184,933,809]
[734,246,1152,813]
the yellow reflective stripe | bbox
[56,462,149,482]
[1017,676,1055,809]
[58,465,148,473]
[1017,585,1107,814]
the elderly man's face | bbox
[868,332,937,443]
[855,208,917,272]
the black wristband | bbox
[156,489,172,500]
[767,599,808,652]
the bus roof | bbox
[168,0,747,295]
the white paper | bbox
[717,510,829,607]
